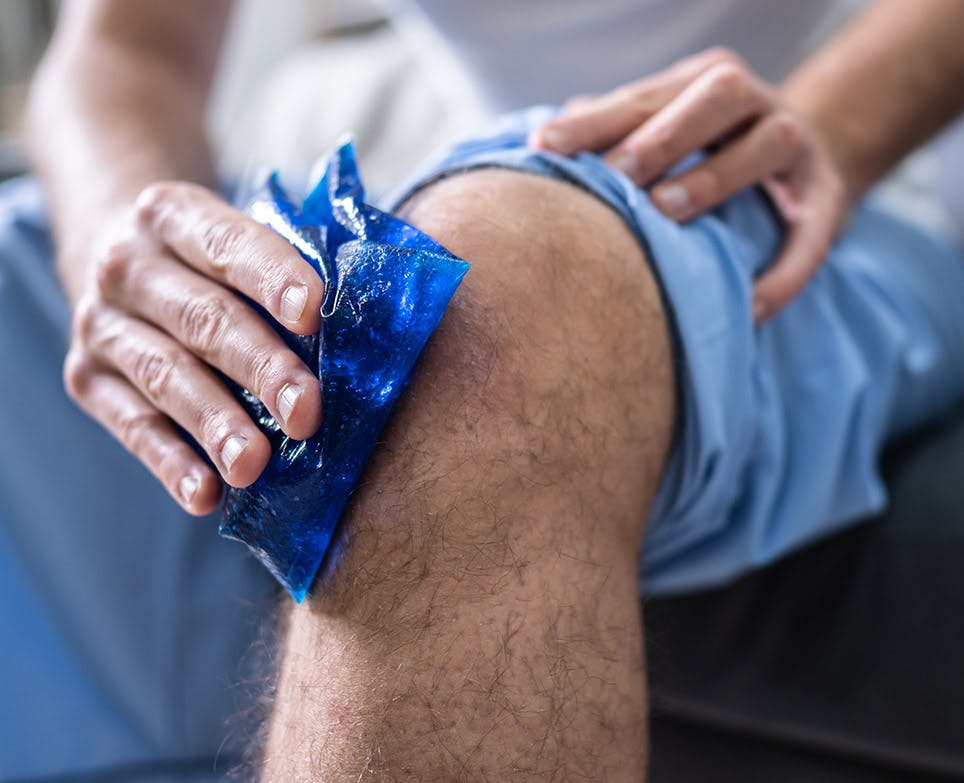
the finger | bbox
[134,182,325,335]
[604,61,771,186]
[63,353,222,515]
[82,302,273,487]
[752,184,838,322]
[530,47,741,155]
[650,111,806,221]
[96,247,322,440]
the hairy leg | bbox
[260,170,675,781]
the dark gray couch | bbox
[647,406,964,782]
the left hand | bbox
[529,48,848,322]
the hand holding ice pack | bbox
[220,141,469,602]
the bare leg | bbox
[260,170,675,781]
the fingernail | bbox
[540,126,570,152]
[612,151,641,181]
[179,474,199,505]
[220,434,248,472]
[277,383,301,426]
[653,183,692,220]
[281,284,308,324]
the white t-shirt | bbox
[391,0,858,110]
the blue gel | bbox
[219,140,470,602]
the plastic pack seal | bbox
[219,139,469,602]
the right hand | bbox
[530,48,848,322]
[64,182,325,515]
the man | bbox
[6,0,964,779]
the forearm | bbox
[782,0,964,203]
[26,0,230,304]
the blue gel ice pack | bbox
[219,140,469,602]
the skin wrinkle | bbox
[258,169,672,781]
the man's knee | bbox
[398,168,665,336]
[313,169,677,595]
[396,168,674,436]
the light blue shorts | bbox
[389,107,964,595]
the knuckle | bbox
[248,349,304,403]
[132,346,177,401]
[116,408,163,456]
[707,62,753,104]
[621,82,658,117]
[135,181,181,225]
[275,353,308,390]
[62,350,92,400]
[771,112,807,154]
[178,293,230,355]
[256,263,288,309]
[94,239,135,295]
[156,445,185,482]
[71,296,102,344]
[249,351,280,399]
[196,406,235,453]
[199,217,248,270]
